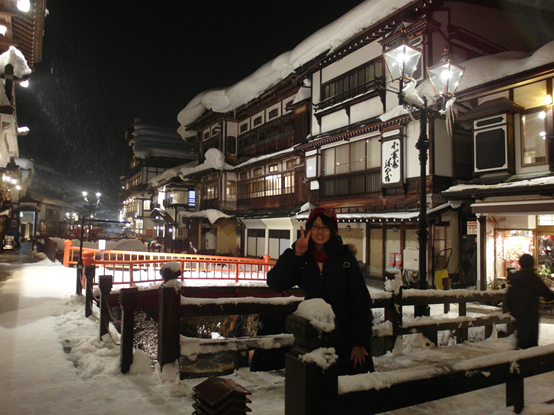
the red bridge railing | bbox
[62,240,275,287]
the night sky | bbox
[16,0,364,199]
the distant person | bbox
[506,254,554,349]
[267,207,374,375]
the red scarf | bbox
[311,247,328,271]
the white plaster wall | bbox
[351,96,384,124]
[434,120,453,177]
[321,110,349,133]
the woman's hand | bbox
[351,346,368,368]
[294,226,311,256]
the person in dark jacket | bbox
[506,254,554,349]
[267,207,374,375]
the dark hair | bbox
[306,213,337,238]
[519,254,535,269]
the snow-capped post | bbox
[158,283,181,372]
[84,264,96,317]
[384,270,403,350]
[98,275,113,340]
[119,287,139,374]
[284,299,338,415]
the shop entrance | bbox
[538,232,554,282]
[493,229,534,288]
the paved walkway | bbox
[0,242,43,265]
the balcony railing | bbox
[320,168,381,197]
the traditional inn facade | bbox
[173,0,554,289]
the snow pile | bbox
[179,208,230,224]
[294,298,335,333]
[150,148,232,185]
[177,0,415,133]
[299,347,337,371]
[0,46,31,78]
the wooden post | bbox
[456,302,468,343]
[84,265,95,317]
[98,275,113,340]
[284,313,338,415]
[383,286,403,352]
[120,287,139,374]
[158,286,181,371]
[506,376,524,414]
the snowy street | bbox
[1,247,554,415]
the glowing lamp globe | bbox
[427,49,465,98]
[383,32,423,83]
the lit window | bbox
[522,110,547,166]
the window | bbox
[286,158,297,169]
[203,131,210,140]
[538,215,554,226]
[143,200,151,211]
[240,123,248,133]
[253,167,263,176]
[306,156,317,178]
[283,172,294,194]
[203,183,218,200]
[269,229,290,259]
[188,190,196,207]
[268,164,278,173]
[253,116,262,126]
[323,140,376,176]
[265,175,282,196]
[320,59,383,109]
[269,108,278,119]
[247,229,265,257]
[226,136,237,155]
[237,171,295,199]
[522,110,547,166]
[226,181,236,200]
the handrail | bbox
[65,240,275,286]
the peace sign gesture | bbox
[295,226,311,256]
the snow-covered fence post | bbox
[84,264,96,317]
[384,271,403,352]
[158,285,181,371]
[456,301,468,343]
[120,287,139,373]
[98,275,113,340]
[284,300,338,415]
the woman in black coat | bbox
[267,207,374,375]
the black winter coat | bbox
[267,235,373,363]
[507,268,554,349]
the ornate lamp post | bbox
[383,40,464,315]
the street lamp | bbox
[83,191,101,241]
[383,40,464,315]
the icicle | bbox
[444,96,457,136]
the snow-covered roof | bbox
[457,40,554,94]
[443,175,554,194]
[296,203,453,222]
[176,0,416,135]
[129,120,198,160]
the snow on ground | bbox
[1,256,554,414]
